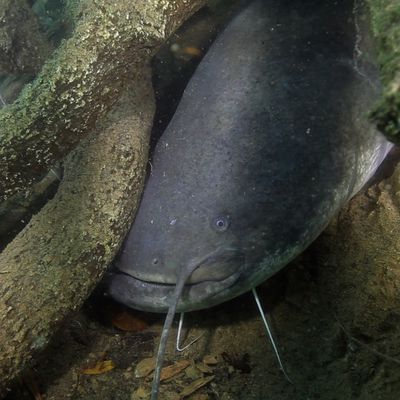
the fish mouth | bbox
[108,247,244,312]
[107,270,241,313]
[117,246,243,285]
[109,246,244,312]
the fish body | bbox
[108,0,390,313]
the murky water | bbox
[1,1,400,400]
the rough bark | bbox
[0,69,155,392]
[0,167,60,246]
[367,0,400,142]
[0,1,207,388]
[0,0,206,203]
[0,0,51,75]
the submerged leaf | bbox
[111,309,149,332]
[81,360,115,375]
[131,385,150,399]
[180,376,214,398]
[135,357,156,378]
[160,359,191,381]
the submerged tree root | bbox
[0,0,207,392]
[0,70,155,393]
[367,0,400,141]
[0,0,206,202]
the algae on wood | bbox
[0,0,51,75]
[0,0,207,392]
[367,0,400,142]
[0,0,206,203]
[0,71,155,392]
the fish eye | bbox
[212,215,230,232]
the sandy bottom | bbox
[5,226,400,400]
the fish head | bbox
[108,177,258,312]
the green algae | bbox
[367,0,400,142]
[0,0,206,203]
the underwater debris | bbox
[81,359,116,375]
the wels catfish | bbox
[108,0,391,397]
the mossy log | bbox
[367,0,400,142]
[0,0,206,203]
[0,0,206,392]
[0,0,51,75]
[0,71,155,393]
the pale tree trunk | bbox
[0,0,207,390]
[0,70,155,393]
[0,0,206,203]
[0,0,51,75]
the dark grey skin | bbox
[108,0,390,313]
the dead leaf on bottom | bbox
[131,385,150,400]
[196,362,213,374]
[182,46,202,57]
[202,355,218,365]
[81,360,115,375]
[180,375,215,398]
[135,357,156,378]
[187,394,210,400]
[161,359,191,381]
[111,309,149,332]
